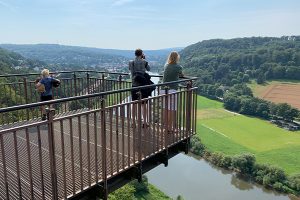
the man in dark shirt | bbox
[129,49,151,126]
[129,48,150,100]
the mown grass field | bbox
[196,96,300,175]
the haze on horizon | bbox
[0,0,300,50]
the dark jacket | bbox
[133,72,155,98]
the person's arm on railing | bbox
[178,66,187,79]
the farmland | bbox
[196,96,300,175]
[249,80,300,110]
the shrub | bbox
[287,174,300,194]
[281,185,295,194]
[253,164,286,186]
[273,182,284,192]
[190,136,206,156]
[231,153,255,174]
[109,184,136,200]
[131,175,149,193]
[209,152,225,166]
[220,155,232,169]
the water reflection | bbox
[146,153,297,200]
[231,174,254,191]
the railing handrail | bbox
[0,70,130,78]
[0,76,197,113]
[0,70,197,79]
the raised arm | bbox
[129,61,133,72]
[145,61,150,71]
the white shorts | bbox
[160,89,177,110]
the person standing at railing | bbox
[129,48,151,99]
[35,69,54,120]
[161,51,184,133]
[129,49,152,125]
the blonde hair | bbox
[41,69,50,77]
[167,51,180,64]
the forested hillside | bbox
[0,47,44,74]
[181,36,300,85]
[0,44,182,71]
[0,48,43,113]
[180,36,300,120]
[0,44,128,70]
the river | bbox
[146,73,298,200]
[146,153,297,200]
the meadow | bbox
[196,96,300,175]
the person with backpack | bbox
[129,49,153,126]
[129,48,151,100]
[35,69,60,120]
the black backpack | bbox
[52,78,60,88]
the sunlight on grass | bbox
[197,95,300,175]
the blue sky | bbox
[0,0,300,49]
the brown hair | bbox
[167,51,180,64]
[135,48,143,57]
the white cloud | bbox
[112,0,135,6]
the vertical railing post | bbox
[194,92,198,134]
[136,90,143,182]
[100,99,108,200]
[87,73,91,109]
[23,77,29,120]
[118,75,122,104]
[164,87,169,148]
[186,81,193,137]
[101,73,106,103]
[46,108,58,200]
[101,73,105,92]
[137,90,142,162]
[73,72,77,97]
[0,134,9,200]
[73,72,78,109]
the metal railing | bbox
[0,71,132,124]
[0,72,198,199]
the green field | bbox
[196,96,300,175]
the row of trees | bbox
[190,137,300,196]
[223,84,300,121]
